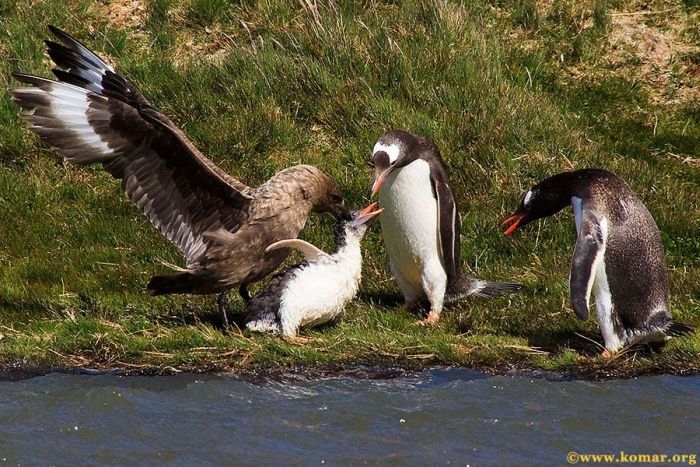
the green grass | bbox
[0,0,698,378]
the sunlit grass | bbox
[0,0,697,377]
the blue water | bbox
[0,368,697,465]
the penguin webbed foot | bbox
[418,310,441,326]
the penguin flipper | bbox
[266,239,331,262]
[431,174,460,281]
[569,214,606,321]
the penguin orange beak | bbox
[371,169,392,197]
[501,213,527,236]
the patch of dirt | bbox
[172,26,238,67]
[605,7,699,105]
[502,1,698,108]
[95,1,239,68]
[98,0,146,29]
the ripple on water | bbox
[0,369,698,465]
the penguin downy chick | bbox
[245,203,383,338]
[370,130,521,325]
[501,168,672,357]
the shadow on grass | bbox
[356,290,405,309]
[526,330,606,356]
[0,297,55,318]
[526,330,673,357]
[152,301,248,330]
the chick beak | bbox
[353,202,383,226]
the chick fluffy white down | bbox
[277,235,363,337]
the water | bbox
[0,368,697,465]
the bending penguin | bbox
[245,203,382,338]
[501,168,672,357]
[370,130,521,325]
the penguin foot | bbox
[418,310,441,326]
[601,349,618,359]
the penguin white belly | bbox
[580,214,624,353]
[378,160,443,297]
[592,257,624,352]
[278,248,362,337]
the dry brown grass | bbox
[605,6,699,106]
[501,0,698,108]
[98,0,146,29]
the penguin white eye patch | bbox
[373,142,400,164]
[524,189,537,206]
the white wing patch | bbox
[569,210,609,321]
[373,142,400,164]
[592,244,623,352]
[18,81,112,157]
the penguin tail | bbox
[445,275,522,302]
[473,280,523,298]
[244,276,284,329]
[666,322,695,337]
[245,317,282,335]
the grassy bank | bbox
[0,0,698,378]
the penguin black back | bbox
[502,169,635,232]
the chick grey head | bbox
[333,202,383,246]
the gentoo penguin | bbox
[370,130,520,325]
[245,203,383,338]
[501,168,672,356]
[11,26,345,327]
